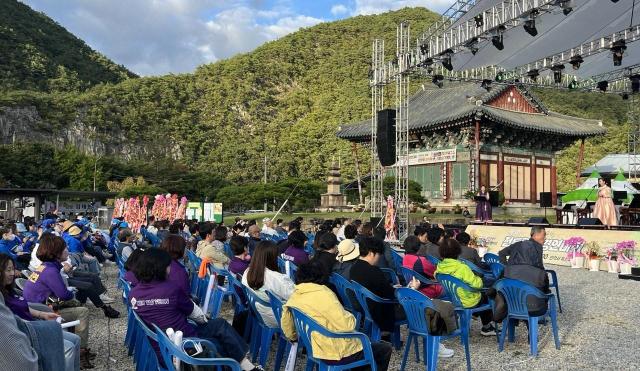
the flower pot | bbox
[478,247,487,258]
[620,262,633,275]
[588,259,600,272]
[570,256,585,269]
[607,260,619,273]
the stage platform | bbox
[465,223,640,270]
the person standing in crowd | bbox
[281,230,309,266]
[499,226,550,314]
[196,224,229,269]
[228,236,251,276]
[281,260,392,371]
[242,241,295,328]
[475,185,492,222]
[593,178,618,226]
[435,238,496,336]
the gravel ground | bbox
[89,265,640,371]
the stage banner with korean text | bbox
[465,225,640,267]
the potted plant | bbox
[605,247,619,273]
[564,237,586,269]
[583,241,601,272]
[616,241,637,275]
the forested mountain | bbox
[0,0,135,92]
[0,1,632,201]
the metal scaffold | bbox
[629,93,640,182]
[370,39,385,218]
[395,22,411,239]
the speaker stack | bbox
[376,109,396,166]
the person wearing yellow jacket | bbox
[281,260,392,370]
[435,238,497,336]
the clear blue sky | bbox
[22,0,451,76]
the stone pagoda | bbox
[320,158,349,211]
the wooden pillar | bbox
[576,138,585,187]
[446,162,453,203]
[531,154,537,204]
[551,158,558,206]
[497,151,504,194]
[475,120,481,189]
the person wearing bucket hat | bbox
[61,221,102,275]
[333,239,360,279]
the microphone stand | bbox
[582,185,598,219]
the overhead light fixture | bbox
[611,0,620,3]
[481,79,492,91]
[474,14,484,27]
[465,38,479,55]
[527,69,540,82]
[568,79,579,90]
[630,74,640,94]
[569,55,584,70]
[420,43,429,55]
[558,0,574,15]
[495,71,505,82]
[418,57,433,69]
[432,74,444,88]
[552,64,565,84]
[597,80,608,92]
[491,26,505,50]
[611,40,626,66]
[523,10,539,37]
[441,49,453,71]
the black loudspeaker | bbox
[376,109,396,166]
[370,217,383,227]
[489,191,499,207]
[539,192,552,208]
[528,217,549,224]
[578,218,603,226]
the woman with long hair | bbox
[241,240,295,328]
[160,235,190,296]
[593,178,618,226]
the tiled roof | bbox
[336,82,605,141]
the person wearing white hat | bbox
[333,239,360,279]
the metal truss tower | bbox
[629,93,640,181]
[370,39,385,217]
[395,22,411,239]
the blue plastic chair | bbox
[223,242,233,259]
[395,288,470,371]
[227,273,254,341]
[131,311,163,371]
[494,279,560,356]
[426,255,441,267]
[289,307,377,371]
[277,257,298,281]
[399,266,437,285]
[305,233,315,255]
[459,258,493,278]
[329,273,362,326]
[153,325,241,371]
[490,262,505,279]
[380,267,400,285]
[267,291,298,371]
[243,286,279,367]
[545,270,562,313]
[206,266,235,317]
[483,253,500,265]
[390,249,405,271]
[350,280,405,349]
[436,273,495,346]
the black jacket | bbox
[499,239,549,313]
[459,244,489,270]
[349,259,397,332]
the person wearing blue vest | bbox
[0,225,30,269]
[61,221,100,274]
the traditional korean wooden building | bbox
[337,83,605,205]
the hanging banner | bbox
[186,202,203,221]
[408,148,456,165]
[465,225,640,268]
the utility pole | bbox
[263,155,268,212]
[93,156,101,192]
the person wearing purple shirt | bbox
[228,235,251,275]
[21,235,94,366]
[130,249,259,370]
[160,235,190,296]
[281,230,309,266]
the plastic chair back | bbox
[153,325,241,371]
[329,273,360,314]
[390,249,404,272]
[350,280,397,330]
[426,255,441,266]
[490,262,505,279]
[459,258,487,276]
[395,288,435,336]
[435,273,477,309]
[380,267,399,285]
[483,253,500,264]
[399,266,437,285]
[243,285,271,326]
[266,291,285,328]
[494,278,549,318]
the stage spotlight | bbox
[474,14,484,27]
[552,64,565,84]
[481,79,492,91]
[420,43,429,55]
[441,50,453,71]
[569,55,583,70]
[611,0,620,3]
[492,34,504,50]
[418,57,433,69]
[432,74,444,88]
[559,0,574,15]
[524,19,537,36]
[465,38,479,55]
[527,69,540,82]
[568,79,578,90]
[611,40,626,66]
[597,80,608,92]
[495,71,505,82]
[630,74,640,93]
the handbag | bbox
[47,297,82,311]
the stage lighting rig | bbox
[495,71,505,82]
[523,10,539,37]
[465,38,479,55]
[474,14,483,28]
[492,26,505,51]
[432,74,444,88]
[569,55,584,70]
[558,0,574,15]
[420,43,429,55]
[441,49,454,71]
[631,75,640,94]
[552,64,565,83]
[527,69,540,82]
[481,79,492,91]
[597,80,609,92]
[611,40,626,66]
